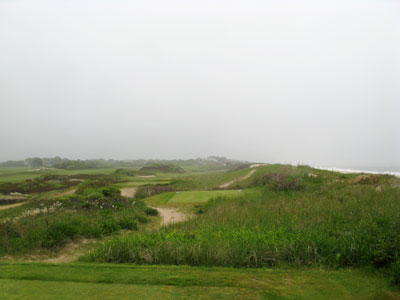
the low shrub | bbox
[144,207,158,216]
[252,172,304,191]
[135,186,175,199]
[390,260,400,287]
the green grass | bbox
[0,262,398,300]
[1,164,399,299]
[87,167,400,270]
[170,167,253,190]
[0,168,119,183]
[144,190,243,205]
[169,190,243,203]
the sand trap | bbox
[120,187,138,198]
[137,175,156,178]
[151,206,187,226]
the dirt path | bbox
[54,189,76,198]
[250,163,268,168]
[150,206,187,226]
[120,187,138,198]
[219,169,256,189]
[0,202,26,211]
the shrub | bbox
[101,220,121,234]
[390,260,400,287]
[135,186,175,199]
[44,222,78,248]
[118,218,138,230]
[145,207,158,216]
[253,172,304,191]
[101,186,121,198]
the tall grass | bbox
[86,180,400,269]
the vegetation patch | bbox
[140,163,185,174]
[87,166,400,273]
[135,185,175,199]
[0,184,149,255]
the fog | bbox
[1,0,399,170]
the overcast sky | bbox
[0,0,399,168]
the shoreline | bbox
[314,166,400,178]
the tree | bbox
[31,157,43,168]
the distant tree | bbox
[0,160,25,167]
[31,157,43,168]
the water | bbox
[314,165,400,177]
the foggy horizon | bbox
[1,0,399,170]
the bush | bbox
[118,218,138,230]
[253,172,304,191]
[390,260,400,287]
[135,186,175,199]
[145,207,158,216]
[44,222,78,248]
[101,186,121,198]
[101,220,121,234]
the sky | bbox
[0,0,399,169]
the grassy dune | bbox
[87,166,400,274]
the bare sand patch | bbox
[120,187,138,198]
[151,207,187,226]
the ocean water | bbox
[314,165,400,177]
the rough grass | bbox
[170,168,253,190]
[0,185,149,256]
[87,167,400,272]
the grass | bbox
[1,164,399,299]
[0,262,398,300]
[169,190,243,203]
[169,167,254,190]
[144,190,243,205]
[0,185,150,255]
[87,166,400,271]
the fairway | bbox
[169,190,243,203]
[0,263,398,300]
[144,190,243,205]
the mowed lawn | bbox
[145,190,243,205]
[0,263,398,300]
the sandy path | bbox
[150,206,187,226]
[120,187,138,198]
[0,202,26,211]
[219,169,256,189]
[250,163,268,168]
[54,189,76,198]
